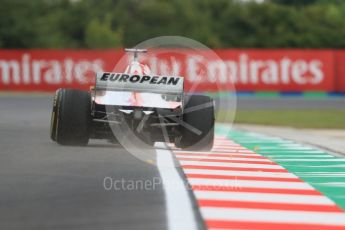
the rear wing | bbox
[95,72,184,94]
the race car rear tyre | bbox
[50,89,61,141]
[177,95,214,151]
[55,89,91,146]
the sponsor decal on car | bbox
[99,72,180,85]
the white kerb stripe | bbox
[274,159,345,162]
[175,151,259,157]
[179,161,283,169]
[188,178,314,190]
[201,207,345,226]
[183,169,298,178]
[212,149,256,153]
[194,191,334,205]
[176,155,271,162]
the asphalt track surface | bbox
[1,94,344,230]
[0,95,167,230]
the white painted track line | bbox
[156,143,197,230]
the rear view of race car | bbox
[50,49,214,151]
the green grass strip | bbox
[218,109,345,129]
[303,91,328,98]
[254,91,280,97]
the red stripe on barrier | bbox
[0,49,340,92]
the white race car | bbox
[50,49,214,150]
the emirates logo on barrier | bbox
[0,48,337,92]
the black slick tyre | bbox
[55,89,91,146]
[177,95,215,151]
[50,89,61,141]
